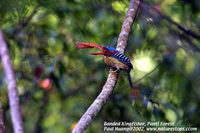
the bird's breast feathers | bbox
[104,56,129,70]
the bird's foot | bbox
[112,69,119,74]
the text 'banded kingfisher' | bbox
[76,42,133,88]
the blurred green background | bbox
[0,0,200,132]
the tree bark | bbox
[0,29,24,133]
[72,0,140,133]
[0,95,6,133]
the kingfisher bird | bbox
[76,42,133,88]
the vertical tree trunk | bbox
[0,29,24,133]
[0,95,6,133]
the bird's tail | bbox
[127,69,133,88]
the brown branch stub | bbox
[72,0,140,133]
[0,29,24,133]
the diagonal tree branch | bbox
[0,29,24,133]
[13,5,39,34]
[141,1,200,40]
[133,63,160,86]
[72,0,140,132]
[154,7,200,40]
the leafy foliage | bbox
[0,0,200,132]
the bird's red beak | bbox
[89,52,103,55]
[75,42,103,50]
[76,41,104,55]
[76,42,94,49]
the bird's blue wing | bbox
[110,52,133,69]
